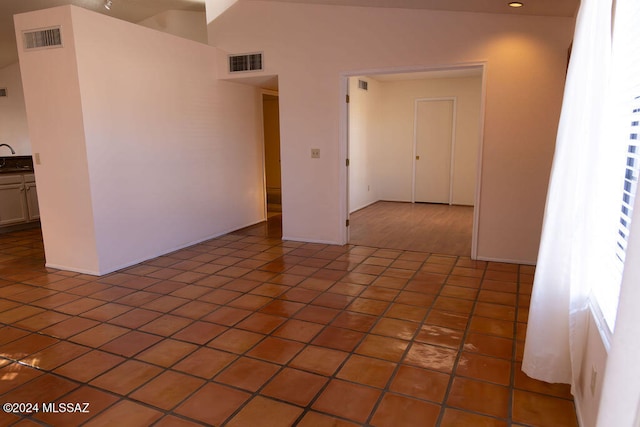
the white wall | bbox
[15,7,100,272]
[348,77,380,212]
[209,1,574,262]
[349,74,481,211]
[15,5,265,275]
[0,63,30,155]
[138,10,208,44]
[576,311,609,427]
[375,75,482,205]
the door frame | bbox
[412,97,457,205]
[340,62,487,260]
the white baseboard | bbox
[282,235,342,245]
[45,218,268,276]
[475,255,536,265]
[349,199,379,214]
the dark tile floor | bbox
[0,223,578,426]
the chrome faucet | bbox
[0,144,15,154]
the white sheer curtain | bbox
[595,0,640,424]
[522,0,617,386]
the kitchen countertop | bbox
[0,156,34,174]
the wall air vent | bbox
[23,27,62,50]
[358,79,368,91]
[229,53,263,73]
[0,88,7,97]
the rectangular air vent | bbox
[0,88,7,97]
[229,53,263,73]
[23,27,62,50]
[358,80,368,91]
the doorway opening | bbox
[262,93,282,218]
[260,92,284,237]
[345,66,485,257]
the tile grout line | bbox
[432,258,486,427]
[0,227,578,427]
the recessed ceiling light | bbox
[509,2,524,7]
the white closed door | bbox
[414,99,454,204]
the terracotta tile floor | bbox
[0,225,579,426]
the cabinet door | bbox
[25,182,40,221]
[0,177,28,226]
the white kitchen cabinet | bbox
[24,174,40,221]
[0,174,39,227]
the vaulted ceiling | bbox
[0,0,578,69]
[250,0,579,17]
